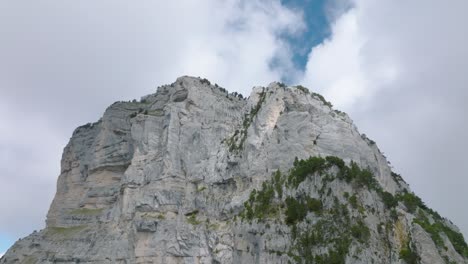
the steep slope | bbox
[1,76,467,264]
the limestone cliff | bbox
[1,76,467,264]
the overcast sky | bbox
[1,0,467,254]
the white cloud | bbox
[0,101,64,239]
[302,0,468,238]
[302,9,368,109]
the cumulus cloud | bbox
[301,0,468,237]
[0,0,302,246]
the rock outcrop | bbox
[1,76,467,263]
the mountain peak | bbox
[1,77,466,264]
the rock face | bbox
[1,76,467,264]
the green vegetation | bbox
[273,170,284,198]
[390,209,398,221]
[397,192,425,213]
[69,208,103,215]
[200,78,211,85]
[350,220,371,243]
[238,156,380,263]
[47,225,87,237]
[241,181,277,221]
[295,85,310,94]
[277,82,287,88]
[348,195,358,209]
[285,196,322,225]
[399,240,419,264]
[414,212,468,257]
[197,186,207,192]
[391,171,404,182]
[237,154,468,262]
[442,226,468,257]
[230,91,244,99]
[289,200,361,264]
[187,212,202,225]
[333,109,347,117]
[129,98,151,105]
[288,156,328,188]
[312,92,333,108]
[146,109,164,116]
[381,191,398,209]
[226,89,266,152]
[187,215,201,225]
[156,214,165,220]
[287,156,379,192]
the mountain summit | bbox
[2,76,467,263]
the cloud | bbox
[301,0,468,237]
[0,0,303,246]
[0,100,64,239]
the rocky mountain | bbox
[1,76,467,264]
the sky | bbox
[1,0,467,255]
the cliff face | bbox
[2,76,467,264]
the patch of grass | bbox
[69,208,103,215]
[146,109,164,116]
[197,186,207,192]
[47,225,87,237]
[187,213,202,225]
[157,214,165,220]
[207,222,220,230]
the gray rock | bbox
[1,76,466,264]
[136,220,158,232]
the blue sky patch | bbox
[281,0,331,70]
[0,235,13,254]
